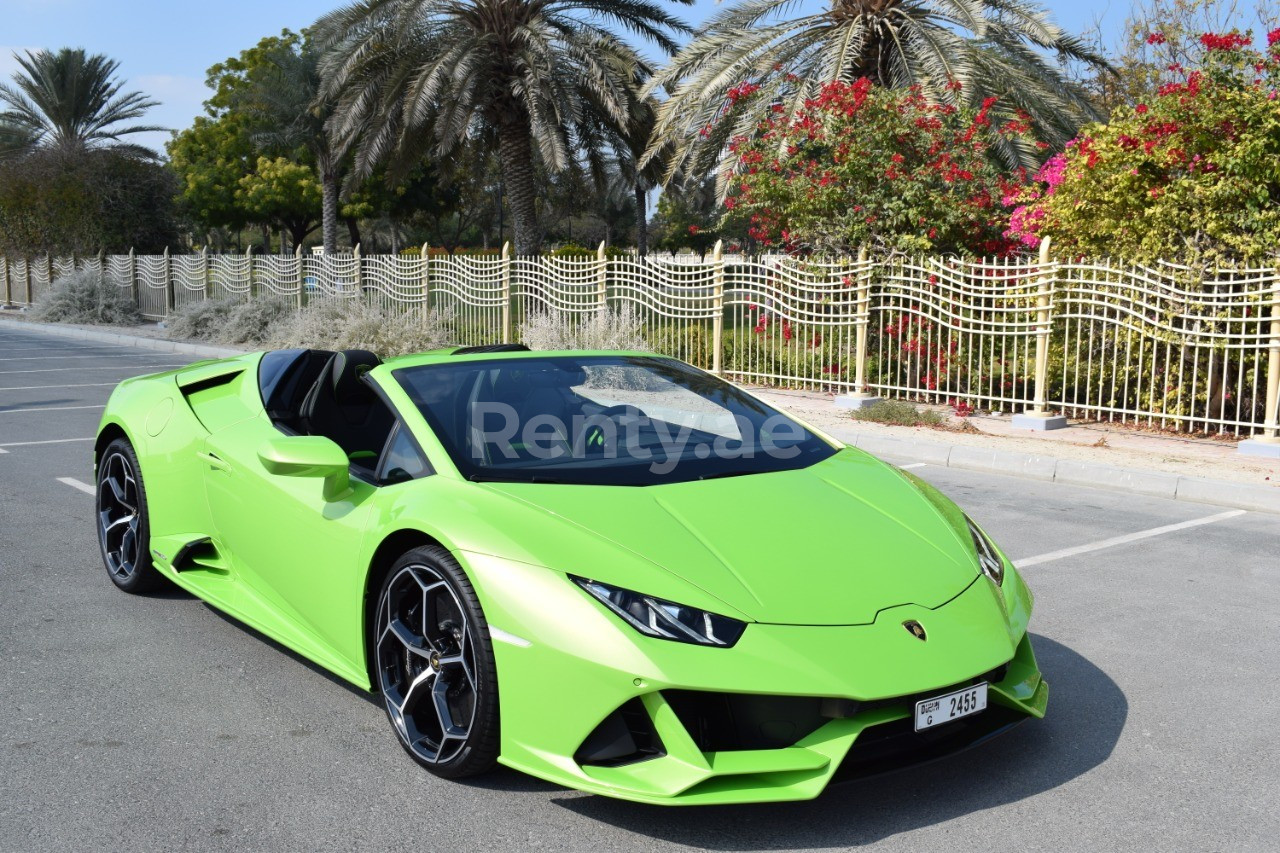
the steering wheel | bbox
[579,405,646,453]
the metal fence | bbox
[2,240,1277,439]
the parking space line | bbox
[1,354,156,361]
[900,463,927,470]
[0,447,8,454]
[1015,509,1246,567]
[56,477,96,496]
[0,364,185,375]
[0,437,94,447]
[0,383,119,392]
[0,404,107,414]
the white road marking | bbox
[1015,509,1246,567]
[57,477,96,495]
[0,404,106,414]
[0,437,95,447]
[1,354,151,361]
[899,463,928,470]
[0,447,8,454]
[0,382,118,391]
[0,365,184,375]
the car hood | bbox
[478,449,980,626]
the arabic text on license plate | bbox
[914,683,987,732]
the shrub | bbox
[849,400,947,427]
[520,305,648,351]
[220,296,296,346]
[166,297,237,341]
[30,268,141,325]
[1006,31,1280,260]
[722,79,1031,256]
[269,296,455,357]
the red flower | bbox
[1269,28,1280,46]
[1200,32,1250,51]
[687,225,700,235]
[1135,104,1148,115]
[1146,32,1167,45]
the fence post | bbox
[246,244,255,299]
[712,239,725,376]
[1240,273,1280,456]
[501,241,513,343]
[596,241,608,312]
[420,243,431,328]
[294,243,304,309]
[97,250,105,289]
[1,255,9,307]
[1011,237,1067,430]
[25,255,33,305]
[201,247,210,300]
[353,243,363,301]
[835,246,883,410]
[128,247,138,309]
[163,246,175,315]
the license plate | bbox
[914,683,987,732]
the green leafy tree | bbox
[204,30,346,253]
[236,156,322,249]
[646,0,1109,183]
[0,48,163,158]
[652,176,721,257]
[167,114,257,245]
[1006,31,1280,261]
[723,79,1025,255]
[311,0,692,255]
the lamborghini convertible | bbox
[93,345,1047,805]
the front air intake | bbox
[574,699,665,766]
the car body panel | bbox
[95,347,1048,805]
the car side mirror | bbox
[258,436,351,501]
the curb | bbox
[0,313,245,359]
[830,428,1280,516]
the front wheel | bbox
[374,546,500,778]
[96,437,164,593]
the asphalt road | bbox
[1,321,1276,852]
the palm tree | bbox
[0,48,163,158]
[645,0,1110,182]
[311,0,692,255]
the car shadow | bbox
[200,603,381,707]
[553,635,1125,848]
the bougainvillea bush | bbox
[1007,30,1280,261]
[721,79,1033,256]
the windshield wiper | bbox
[697,469,760,481]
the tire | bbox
[96,437,164,594]
[373,545,500,779]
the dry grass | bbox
[520,305,647,352]
[31,269,140,326]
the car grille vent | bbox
[574,698,665,767]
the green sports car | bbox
[94,345,1047,805]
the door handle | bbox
[198,451,232,473]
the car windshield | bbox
[393,355,836,486]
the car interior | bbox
[259,348,409,481]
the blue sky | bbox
[0,0,1211,155]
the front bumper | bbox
[463,551,1047,805]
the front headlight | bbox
[571,576,747,647]
[965,515,1005,586]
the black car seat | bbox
[299,349,394,459]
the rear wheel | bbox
[96,438,163,593]
[374,546,500,778]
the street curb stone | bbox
[0,314,244,359]
[832,427,1280,516]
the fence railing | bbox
[2,240,1278,439]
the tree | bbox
[1005,31,1280,261]
[0,48,163,158]
[0,148,178,255]
[645,0,1109,184]
[236,156,322,249]
[167,114,258,245]
[651,175,722,257]
[312,0,692,255]
[723,79,1026,256]
[204,30,346,254]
